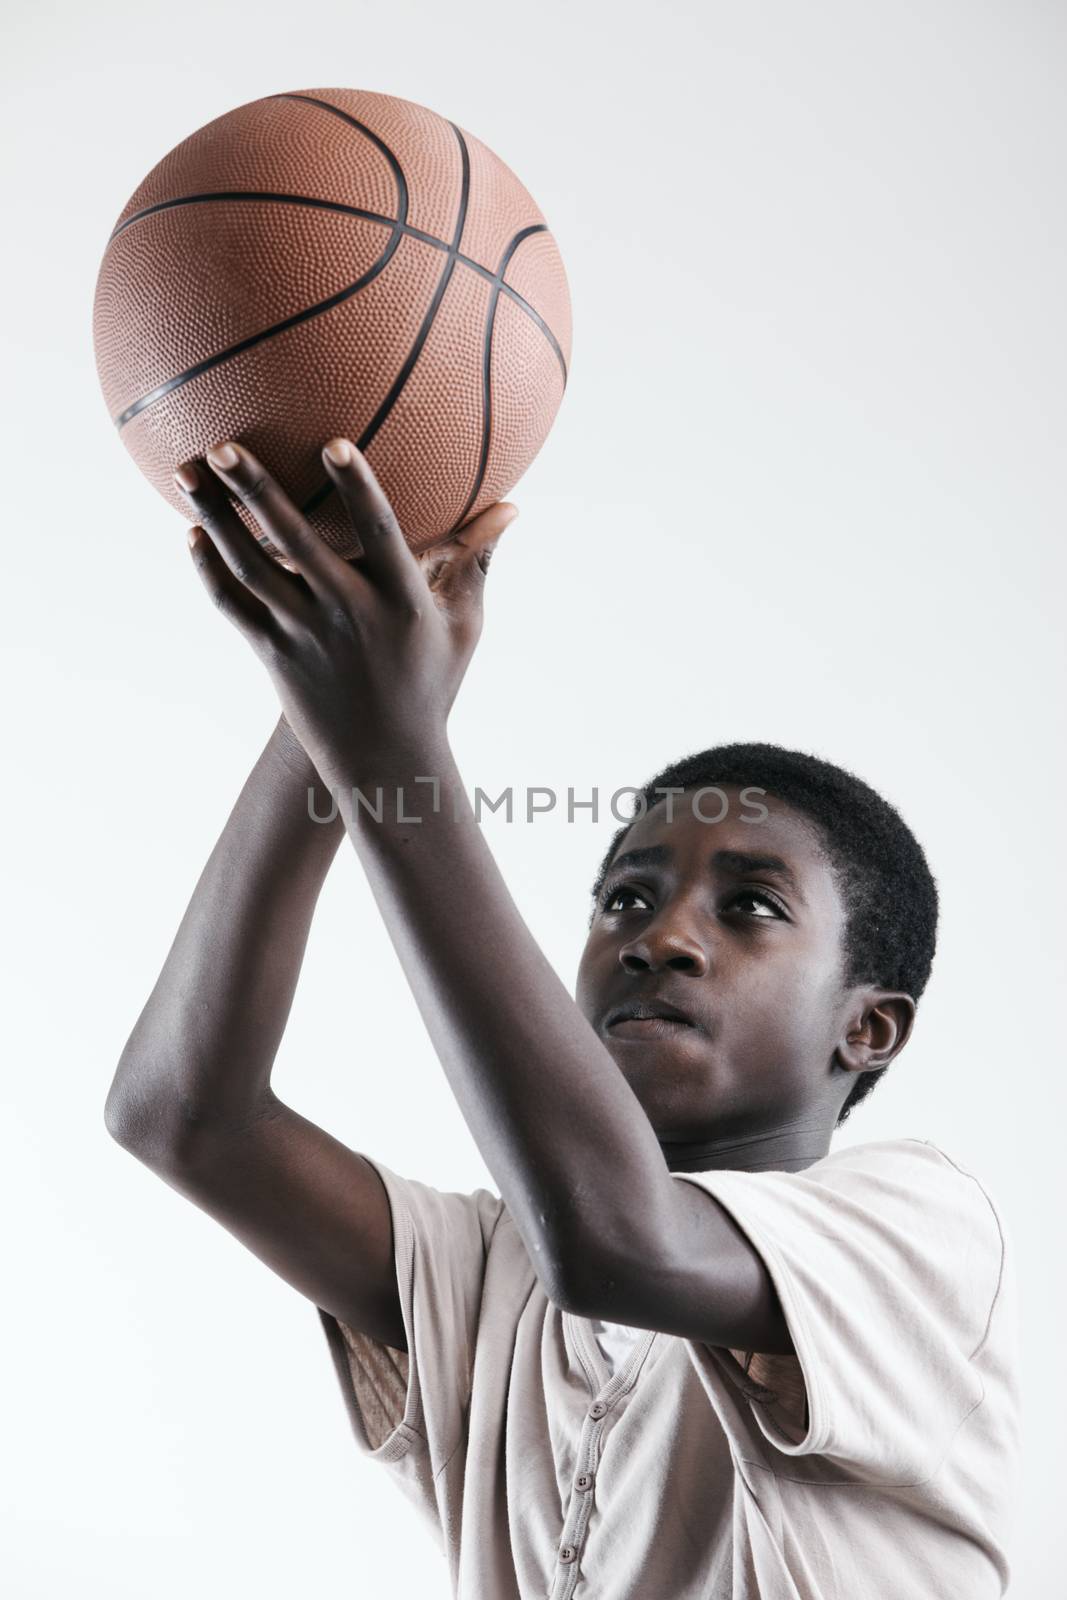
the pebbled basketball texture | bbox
[93,88,572,567]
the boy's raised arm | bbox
[105,714,343,1156]
[104,715,407,1351]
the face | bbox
[574,787,862,1159]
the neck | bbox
[660,1118,834,1174]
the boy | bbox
[106,438,1020,1598]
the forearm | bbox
[105,717,345,1158]
[334,739,670,1294]
[158,436,656,1285]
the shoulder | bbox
[809,1136,1007,1232]
[816,1136,1006,1219]
[707,1135,1010,1296]
[812,1138,1009,1334]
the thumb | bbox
[421,501,519,606]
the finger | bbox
[419,501,519,632]
[205,441,350,596]
[186,525,280,649]
[321,439,422,602]
[174,462,308,618]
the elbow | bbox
[104,1066,138,1146]
[533,1209,644,1319]
[104,1041,151,1147]
[511,1220,578,1316]
[103,1093,128,1147]
[103,1079,158,1155]
[541,1260,579,1316]
[549,1256,600,1321]
[103,1067,189,1164]
[547,1219,653,1324]
[540,1232,604,1319]
[104,1064,273,1166]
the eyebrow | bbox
[605,845,806,902]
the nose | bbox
[618,915,710,976]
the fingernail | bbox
[186,525,201,549]
[207,442,240,471]
[174,463,199,494]
[323,438,352,467]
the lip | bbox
[604,999,700,1033]
[607,1015,697,1040]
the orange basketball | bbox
[93,88,572,567]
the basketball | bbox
[92,88,572,567]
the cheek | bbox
[731,951,835,1042]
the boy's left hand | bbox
[175,438,518,788]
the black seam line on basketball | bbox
[112,231,405,429]
[112,98,412,430]
[296,124,471,523]
[107,192,399,244]
[350,122,470,462]
[109,85,411,245]
[111,190,507,270]
[109,191,566,383]
[300,239,567,525]
[108,188,563,427]
[447,225,552,537]
[273,93,410,226]
[500,282,568,387]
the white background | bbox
[3,1,1063,1595]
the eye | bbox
[598,883,790,921]
[600,883,650,914]
[727,888,787,919]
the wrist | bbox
[326,731,457,826]
[268,714,319,776]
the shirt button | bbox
[559,1545,578,1564]
[575,1473,593,1491]
[588,1400,607,1418]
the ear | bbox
[834,989,917,1074]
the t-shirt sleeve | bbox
[673,1139,1007,1486]
[316,1155,504,1534]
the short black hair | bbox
[589,742,939,1126]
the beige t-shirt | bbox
[316,1138,1020,1598]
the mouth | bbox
[604,1000,700,1039]
[608,1016,695,1040]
